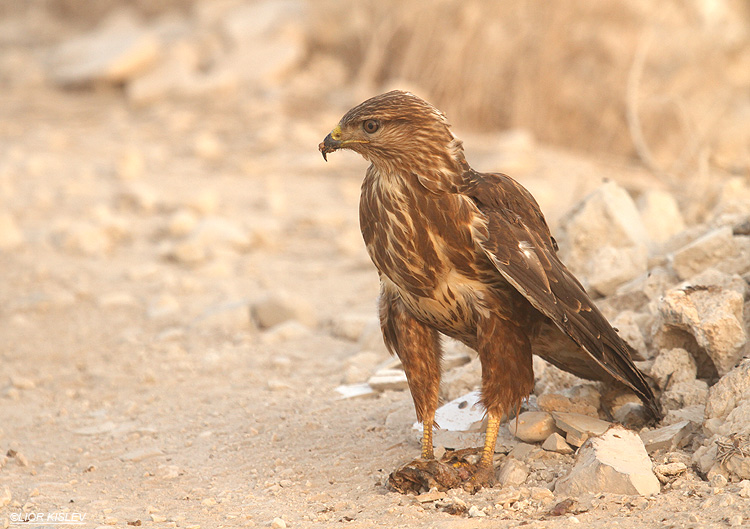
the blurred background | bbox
[2,0,749,186]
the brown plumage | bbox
[319,90,659,488]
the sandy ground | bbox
[1,86,748,529]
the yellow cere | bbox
[331,125,342,141]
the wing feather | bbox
[463,170,659,418]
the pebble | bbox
[497,459,529,488]
[513,411,557,443]
[639,421,694,454]
[367,369,408,392]
[1,486,11,506]
[648,348,697,390]
[270,517,286,529]
[467,505,486,518]
[10,376,36,390]
[250,292,317,330]
[551,412,611,448]
[728,514,744,527]
[542,432,574,454]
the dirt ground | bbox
[0,82,748,529]
[1,1,750,526]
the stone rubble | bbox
[555,426,661,496]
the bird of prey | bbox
[319,90,659,489]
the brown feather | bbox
[323,90,661,425]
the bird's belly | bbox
[392,272,488,338]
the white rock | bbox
[639,421,694,453]
[705,360,750,424]
[555,426,660,496]
[551,412,611,448]
[557,181,649,295]
[271,517,286,529]
[48,11,160,87]
[327,314,377,342]
[513,411,557,443]
[367,368,408,391]
[648,348,697,390]
[0,213,23,249]
[638,190,686,245]
[538,393,599,417]
[498,458,529,488]
[659,379,709,412]
[250,292,317,329]
[430,391,485,432]
[542,432,574,454]
[586,244,648,297]
[657,272,747,376]
[260,320,311,344]
[671,226,737,280]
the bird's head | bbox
[319,90,465,177]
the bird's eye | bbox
[363,119,380,134]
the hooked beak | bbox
[318,132,341,162]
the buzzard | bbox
[319,90,659,489]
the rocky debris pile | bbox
[331,176,750,495]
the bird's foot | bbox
[463,463,496,493]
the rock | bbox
[326,314,377,342]
[219,0,306,86]
[271,517,286,529]
[542,433,574,454]
[638,190,686,245]
[557,181,649,295]
[166,209,199,237]
[653,462,688,483]
[467,505,487,518]
[193,131,225,161]
[555,426,660,496]
[249,292,317,330]
[705,360,750,425]
[367,369,408,392]
[538,393,599,417]
[611,402,650,428]
[610,311,648,359]
[442,357,482,402]
[656,272,747,376]
[671,226,737,280]
[0,485,10,506]
[586,245,649,297]
[260,321,311,344]
[648,348,697,390]
[429,391,485,432]
[513,411,557,443]
[116,147,146,180]
[659,379,709,412]
[0,213,23,250]
[334,383,375,400]
[551,412,611,448]
[47,10,160,87]
[663,405,704,426]
[166,217,254,264]
[639,421,694,453]
[61,221,114,256]
[116,182,160,212]
[497,459,529,488]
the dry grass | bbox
[306,0,750,183]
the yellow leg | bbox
[421,418,434,459]
[480,411,501,469]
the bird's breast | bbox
[360,169,496,334]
